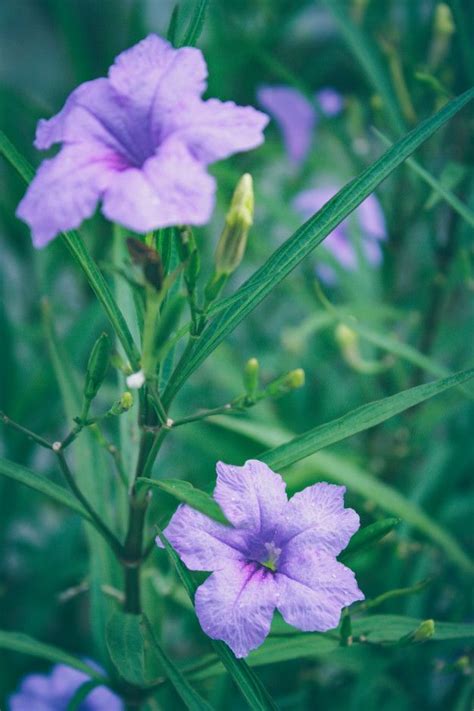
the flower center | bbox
[260,542,282,572]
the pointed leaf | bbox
[138,477,228,524]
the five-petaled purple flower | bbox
[257,85,343,164]
[294,184,387,283]
[158,460,363,658]
[17,34,268,248]
[9,663,122,711]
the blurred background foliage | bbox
[0,0,473,709]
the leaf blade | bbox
[138,477,227,524]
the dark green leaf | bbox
[261,369,474,471]
[351,615,474,643]
[339,518,401,562]
[0,456,91,520]
[138,477,228,524]
[180,0,209,47]
[0,630,107,681]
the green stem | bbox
[122,487,150,614]
[0,411,53,450]
[55,449,123,557]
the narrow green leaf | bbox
[322,0,406,133]
[142,615,215,710]
[66,680,103,711]
[106,612,214,709]
[206,417,473,573]
[163,89,474,403]
[157,531,279,711]
[0,129,140,371]
[261,369,474,470]
[374,128,474,227]
[351,615,474,643]
[180,0,209,47]
[167,4,181,46]
[0,630,107,682]
[0,456,91,520]
[339,518,401,562]
[138,477,227,524]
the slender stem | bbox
[122,486,150,614]
[171,403,233,428]
[0,412,53,450]
[55,449,123,557]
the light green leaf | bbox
[0,456,91,520]
[157,531,279,711]
[0,128,140,371]
[261,368,474,469]
[163,89,474,403]
[138,477,227,525]
[0,630,107,682]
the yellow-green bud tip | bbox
[286,368,305,389]
[434,4,454,35]
[413,619,435,642]
[120,392,134,410]
[335,323,358,348]
[215,174,254,276]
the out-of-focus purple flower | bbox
[315,87,344,117]
[17,35,268,248]
[157,460,363,658]
[257,85,315,164]
[257,84,343,164]
[294,185,387,279]
[9,663,122,711]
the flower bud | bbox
[264,368,305,398]
[335,323,358,348]
[127,237,163,291]
[109,391,134,416]
[84,333,110,402]
[412,619,435,643]
[214,173,254,276]
[434,3,454,36]
[244,358,259,400]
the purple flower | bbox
[294,185,387,280]
[17,35,268,248]
[257,84,343,164]
[158,460,363,658]
[9,663,122,711]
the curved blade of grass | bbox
[163,89,474,403]
[205,417,473,573]
[157,530,279,711]
[180,0,209,47]
[374,128,474,227]
[0,456,91,520]
[322,0,405,133]
[138,477,228,524]
[0,630,107,682]
[0,129,140,370]
[260,368,474,470]
[339,518,401,562]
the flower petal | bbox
[16,144,117,247]
[169,98,269,164]
[315,88,344,117]
[276,552,364,632]
[109,34,206,109]
[101,141,216,232]
[258,85,315,164]
[357,194,386,240]
[158,504,248,571]
[214,460,288,537]
[195,561,277,657]
[276,483,360,556]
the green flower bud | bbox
[264,368,305,398]
[84,333,110,402]
[215,173,254,276]
[109,391,134,416]
[412,619,435,643]
[434,3,454,36]
[244,358,259,400]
